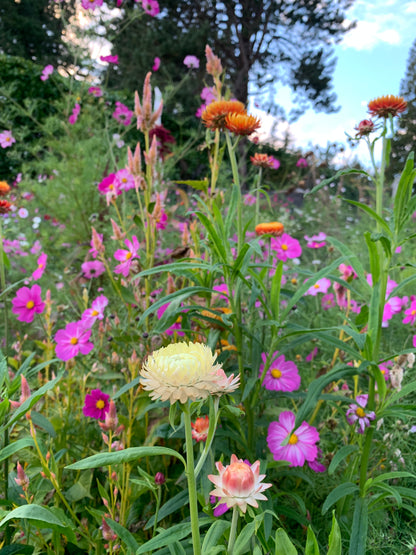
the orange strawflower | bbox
[368,95,407,118]
[250,153,275,168]
[0,200,12,214]
[202,100,246,130]
[200,307,232,329]
[225,112,261,136]
[0,181,10,197]
[255,222,284,237]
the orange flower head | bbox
[0,181,10,197]
[202,100,246,130]
[250,153,275,168]
[0,200,12,214]
[200,307,232,329]
[367,95,407,118]
[225,112,261,136]
[255,222,284,237]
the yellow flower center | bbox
[92,310,99,316]
[412,310,416,315]
[26,300,35,309]
[122,178,127,183]
[314,283,320,289]
[70,337,78,345]
[288,433,298,445]
[96,399,105,409]
[109,184,114,190]
[281,244,288,251]
[126,252,132,260]
[38,264,43,269]
[356,407,366,418]
[271,368,282,379]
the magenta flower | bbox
[270,156,280,170]
[184,55,200,69]
[304,232,326,248]
[114,236,140,277]
[32,253,47,281]
[296,158,308,168]
[305,277,331,297]
[88,86,103,97]
[0,130,15,148]
[40,64,54,81]
[305,347,318,362]
[152,57,161,71]
[270,233,302,262]
[100,54,118,64]
[81,260,106,279]
[339,263,357,281]
[346,394,375,434]
[11,284,45,323]
[68,103,81,125]
[259,352,300,392]
[321,293,335,310]
[267,411,320,467]
[81,295,108,329]
[403,298,416,325]
[81,0,103,9]
[82,389,110,420]
[112,101,133,126]
[54,321,94,361]
[140,0,160,16]
[115,169,135,192]
[157,303,185,336]
[97,173,121,197]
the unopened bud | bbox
[154,472,165,485]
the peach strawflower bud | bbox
[208,454,272,514]
[101,517,117,542]
[166,274,175,295]
[135,72,163,133]
[205,45,223,80]
[144,134,158,169]
[15,462,29,490]
[10,375,31,409]
[191,415,210,442]
[354,119,374,137]
[128,143,142,176]
[181,223,190,247]
[91,227,105,255]
[110,218,126,240]
[99,399,119,432]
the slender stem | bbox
[225,132,242,251]
[153,484,162,536]
[182,403,201,555]
[255,167,263,227]
[228,506,239,554]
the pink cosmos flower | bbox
[114,236,140,277]
[68,103,81,125]
[82,389,110,420]
[81,295,109,329]
[112,101,133,126]
[40,64,54,81]
[259,352,300,392]
[191,415,209,442]
[32,253,47,280]
[212,283,229,301]
[208,454,272,514]
[267,411,320,467]
[157,303,185,336]
[304,232,326,248]
[339,264,357,281]
[11,284,45,323]
[81,0,103,9]
[115,168,135,191]
[270,156,280,169]
[0,130,16,148]
[140,0,160,16]
[88,86,103,97]
[54,321,94,361]
[97,173,121,197]
[379,361,392,382]
[321,293,335,310]
[270,233,302,262]
[305,277,331,297]
[403,298,416,325]
[81,260,106,279]
[346,394,375,434]
[152,57,161,71]
[100,54,118,64]
[184,55,200,69]
[243,193,257,206]
[296,158,308,168]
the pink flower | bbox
[81,0,103,9]
[270,233,302,262]
[305,277,331,297]
[184,55,200,69]
[321,293,335,310]
[68,103,81,125]
[115,168,135,191]
[112,101,133,126]
[54,321,94,361]
[208,454,272,514]
[140,0,160,16]
[296,158,308,168]
[88,86,103,97]
[82,389,110,420]
[346,394,375,434]
[157,303,184,336]
[11,285,45,323]
[81,295,108,328]
[152,57,161,71]
[269,156,280,169]
[114,236,140,277]
[305,347,318,362]
[339,263,357,281]
[100,54,118,64]
[379,362,392,382]
[40,64,54,81]
[97,173,121,197]
[0,130,15,148]
[191,415,209,442]
[267,411,320,467]
[32,253,47,280]
[81,260,106,279]
[304,232,326,248]
[243,193,257,206]
[403,298,416,325]
[259,352,300,392]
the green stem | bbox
[228,506,239,554]
[225,132,242,251]
[153,484,162,536]
[182,402,201,555]
[255,167,263,227]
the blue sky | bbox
[254,0,416,165]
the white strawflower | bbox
[140,342,239,404]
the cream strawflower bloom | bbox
[140,342,239,404]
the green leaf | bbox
[270,261,283,321]
[105,517,139,553]
[174,179,209,192]
[305,526,319,555]
[136,519,212,553]
[168,542,187,555]
[30,411,56,437]
[370,471,416,485]
[307,168,372,196]
[65,446,186,470]
[233,521,256,555]
[202,520,231,553]
[344,199,392,237]
[327,512,342,555]
[112,377,141,400]
[322,482,359,514]
[0,504,74,539]
[195,211,228,263]
[364,231,380,284]
[348,497,367,555]
[136,260,215,279]
[0,546,34,554]
[274,528,298,555]
[0,437,34,463]
[328,445,359,476]
[370,482,402,508]
[145,489,188,529]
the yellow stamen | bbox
[356,407,365,418]
[281,244,288,251]
[26,301,34,309]
[126,252,132,260]
[271,369,282,379]
[70,337,78,345]
[96,399,105,409]
[288,434,298,445]
[92,310,99,316]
